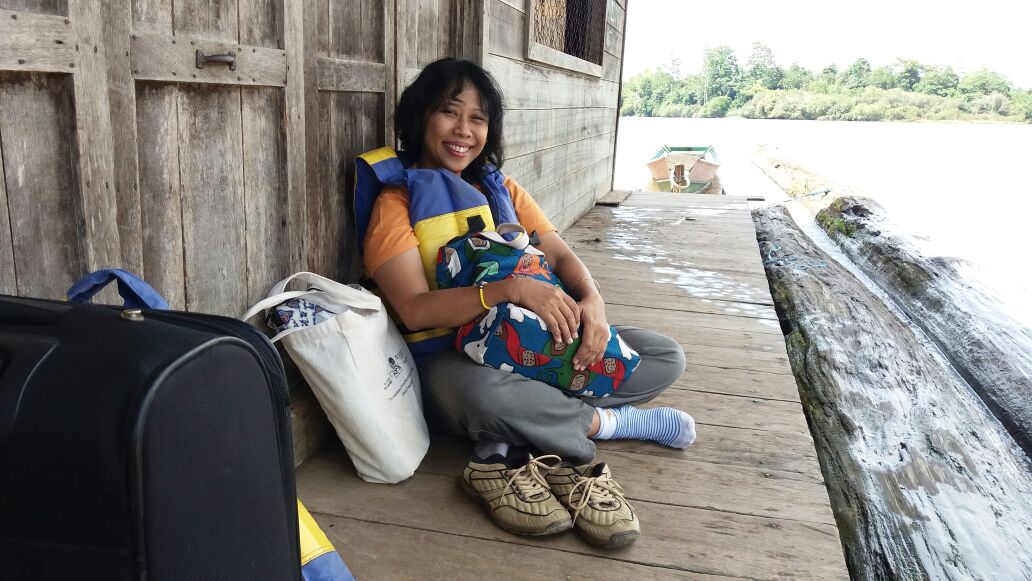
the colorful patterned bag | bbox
[436,224,640,398]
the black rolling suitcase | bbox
[0,292,301,580]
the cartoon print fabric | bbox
[436,225,640,398]
[268,297,335,332]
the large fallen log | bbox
[815,196,1032,456]
[754,205,1032,580]
[752,146,1032,457]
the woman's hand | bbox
[511,278,581,345]
[572,294,609,371]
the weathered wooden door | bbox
[0,0,395,316]
[128,0,303,315]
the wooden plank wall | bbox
[0,71,81,297]
[0,0,628,312]
[486,0,624,231]
[0,0,390,312]
[0,0,81,297]
[397,0,453,88]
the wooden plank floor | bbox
[296,193,849,580]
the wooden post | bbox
[608,0,627,195]
[0,137,13,294]
[384,0,397,143]
[101,0,143,274]
[301,0,325,277]
[283,0,309,274]
[69,0,122,272]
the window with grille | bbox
[526,0,607,77]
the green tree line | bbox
[620,43,1032,123]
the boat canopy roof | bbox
[648,145,718,162]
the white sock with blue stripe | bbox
[593,406,696,448]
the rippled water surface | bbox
[615,117,1032,325]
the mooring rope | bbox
[784,187,832,202]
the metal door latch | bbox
[195,50,236,70]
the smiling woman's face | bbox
[419,83,488,175]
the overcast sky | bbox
[621,0,1032,88]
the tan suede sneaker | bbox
[546,462,640,548]
[460,453,574,536]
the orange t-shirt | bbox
[363,176,556,277]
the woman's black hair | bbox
[395,58,505,180]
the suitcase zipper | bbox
[50,300,290,418]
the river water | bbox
[613,117,1032,326]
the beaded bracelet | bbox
[477,281,491,310]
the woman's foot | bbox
[592,405,697,448]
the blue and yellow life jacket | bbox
[354,146,518,357]
[298,500,355,580]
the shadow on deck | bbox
[296,193,848,580]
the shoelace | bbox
[501,454,562,500]
[568,471,627,523]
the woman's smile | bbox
[444,142,473,156]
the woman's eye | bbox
[473,116,486,123]
[442,109,457,116]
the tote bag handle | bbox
[478,223,531,250]
[242,272,384,343]
[241,289,318,322]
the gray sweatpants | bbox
[416,326,685,464]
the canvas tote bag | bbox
[243,272,428,484]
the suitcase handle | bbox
[66,269,170,310]
[0,332,58,445]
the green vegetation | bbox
[813,212,854,237]
[699,96,731,118]
[816,203,857,238]
[620,44,1032,123]
[824,218,857,237]
[827,198,850,214]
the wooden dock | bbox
[296,192,848,580]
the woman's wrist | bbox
[484,278,522,306]
[569,274,602,301]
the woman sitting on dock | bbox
[362,58,696,548]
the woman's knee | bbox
[586,329,684,409]
[623,327,685,387]
[649,332,686,386]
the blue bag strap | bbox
[478,164,519,226]
[66,268,170,310]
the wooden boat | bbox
[645,145,723,194]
